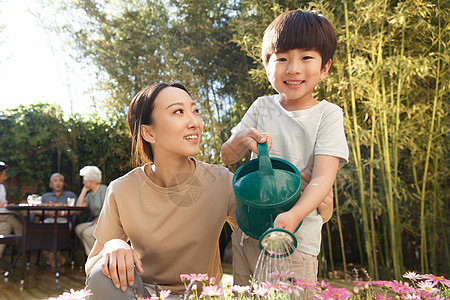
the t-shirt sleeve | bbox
[230,99,259,135]
[315,107,349,163]
[84,192,92,206]
[98,185,107,207]
[93,183,128,244]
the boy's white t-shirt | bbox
[231,94,349,256]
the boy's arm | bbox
[301,170,334,224]
[274,155,340,232]
[220,128,271,165]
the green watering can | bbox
[233,142,303,257]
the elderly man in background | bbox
[36,173,77,223]
[36,172,77,266]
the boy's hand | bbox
[273,210,300,234]
[221,128,272,164]
[237,128,272,154]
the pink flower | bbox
[403,271,423,282]
[371,280,391,289]
[374,293,394,299]
[352,280,367,286]
[209,277,216,285]
[231,285,251,294]
[269,270,294,280]
[188,273,209,282]
[386,280,415,295]
[250,284,269,297]
[48,289,93,300]
[317,280,331,290]
[404,294,421,299]
[417,280,440,294]
[278,281,303,297]
[320,286,353,299]
[201,285,223,297]
[261,280,282,293]
[421,274,450,287]
[156,290,171,300]
[180,274,191,282]
[293,279,317,290]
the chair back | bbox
[0,210,27,284]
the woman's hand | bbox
[101,239,143,291]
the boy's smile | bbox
[266,48,331,110]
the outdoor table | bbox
[7,203,88,278]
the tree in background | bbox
[0,104,131,202]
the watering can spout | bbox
[259,228,298,257]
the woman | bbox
[84,83,237,299]
[75,166,107,256]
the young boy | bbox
[221,10,349,285]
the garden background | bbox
[0,0,448,282]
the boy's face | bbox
[265,49,331,107]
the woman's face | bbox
[83,178,95,189]
[144,87,203,160]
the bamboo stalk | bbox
[367,14,379,281]
[334,182,347,280]
[392,12,406,272]
[380,73,402,279]
[325,222,335,274]
[419,0,443,273]
[343,0,374,276]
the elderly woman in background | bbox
[75,166,107,256]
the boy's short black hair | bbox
[262,10,337,69]
[0,162,7,172]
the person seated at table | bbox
[35,172,77,267]
[0,161,23,263]
[35,172,77,224]
[75,166,107,257]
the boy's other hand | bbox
[273,210,299,234]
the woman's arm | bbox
[77,186,90,207]
[86,239,144,291]
[274,155,340,232]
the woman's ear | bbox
[141,125,155,143]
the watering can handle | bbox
[258,142,274,176]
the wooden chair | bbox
[0,211,26,284]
